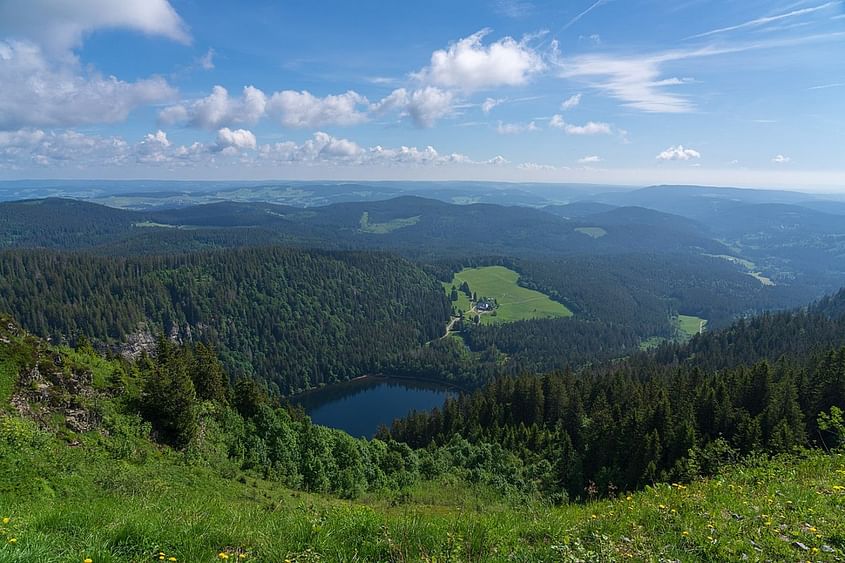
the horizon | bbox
[0,1,843,189]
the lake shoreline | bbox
[287,373,468,400]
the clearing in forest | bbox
[443,266,572,325]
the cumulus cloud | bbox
[772,154,791,163]
[561,93,582,110]
[578,155,602,163]
[260,132,474,166]
[0,127,129,168]
[0,40,176,130]
[0,0,190,57]
[1,126,522,172]
[549,115,612,135]
[159,85,266,129]
[414,28,545,91]
[656,145,701,161]
[267,90,369,128]
[404,87,456,128]
[215,128,257,152]
[496,121,539,134]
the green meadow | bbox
[678,314,708,338]
[443,266,572,325]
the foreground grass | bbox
[1,430,843,562]
[443,266,572,325]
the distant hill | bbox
[0,195,733,258]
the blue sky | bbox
[0,0,842,189]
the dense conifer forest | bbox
[0,248,450,393]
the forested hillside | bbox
[389,289,845,500]
[0,248,450,393]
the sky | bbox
[0,0,842,189]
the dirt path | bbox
[442,316,460,338]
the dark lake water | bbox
[292,377,456,438]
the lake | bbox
[292,376,457,438]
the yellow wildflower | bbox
[218,554,229,560]
[1,517,9,524]
[84,559,93,563]
[8,538,17,544]
[681,531,689,537]
[168,558,177,562]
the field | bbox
[358,211,420,234]
[443,266,572,325]
[574,226,608,238]
[678,314,708,338]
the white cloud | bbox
[555,33,845,114]
[404,87,456,128]
[772,154,791,164]
[0,0,189,57]
[517,161,557,171]
[549,115,612,135]
[0,128,130,168]
[198,48,215,70]
[481,97,503,113]
[414,28,545,91]
[578,155,602,163]
[496,121,539,134]
[561,93,582,110]
[557,51,696,113]
[656,145,701,161]
[0,40,176,130]
[259,132,478,166]
[267,90,369,128]
[215,128,257,152]
[160,85,266,129]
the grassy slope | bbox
[443,266,572,325]
[1,430,843,562]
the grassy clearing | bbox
[358,212,421,234]
[443,266,572,325]
[678,314,707,338]
[574,226,608,239]
[1,430,843,562]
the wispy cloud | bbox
[494,0,534,19]
[564,0,611,30]
[555,33,844,113]
[686,1,840,39]
[808,82,845,90]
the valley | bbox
[1,181,844,562]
